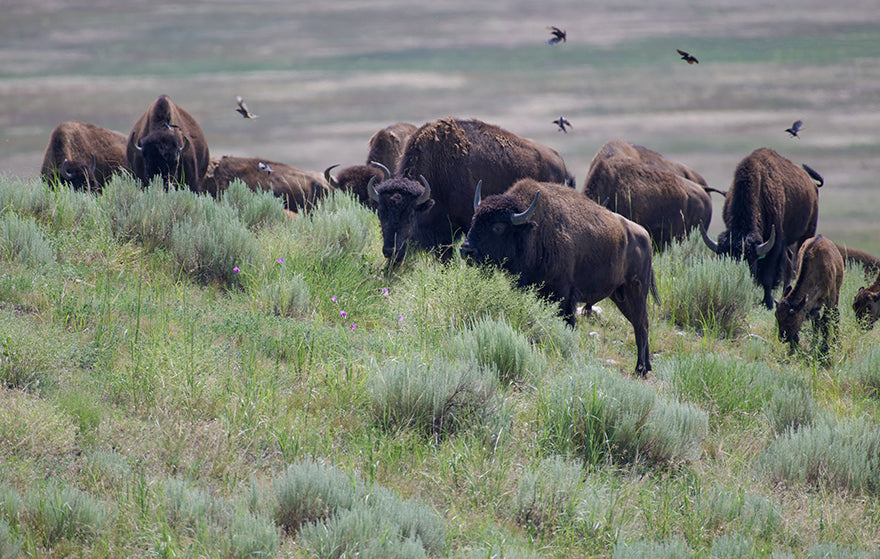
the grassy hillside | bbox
[1,175,880,557]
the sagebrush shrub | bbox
[0,177,49,219]
[454,316,547,384]
[611,537,693,559]
[512,455,584,534]
[220,179,285,231]
[258,273,311,318]
[271,459,363,534]
[29,484,108,546]
[0,519,21,559]
[0,212,54,267]
[763,382,816,436]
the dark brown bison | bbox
[586,139,709,186]
[127,95,210,192]
[580,151,715,249]
[324,122,417,209]
[775,235,843,357]
[41,120,128,192]
[460,179,658,376]
[369,117,575,262]
[834,243,880,277]
[202,156,330,212]
[701,148,819,309]
[853,271,880,330]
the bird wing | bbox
[677,49,688,57]
[793,120,803,131]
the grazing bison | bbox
[369,117,574,262]
[586,139,709,187]
[834,244,880,277]
[853,271,880,330]
[775,235,844,357]
[324,122,417,209]
[581,153,715,249]
[460,179,658,376]
[203,156,330,212]
[701,148,819,309]
[127,95,210,192]
[41,120,128,192]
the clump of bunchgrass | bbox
[0,519,21,559]
[56,389,102,445]
[512,455,585,535]
[452,315,547,384]
[655,232,756,337]
[257,273,311,318]
[271,459,363,534]
[0,212,55,268]
[844,345,880,399]
[0,389,75,459]
[537,363,707,466]
[611,537,693,559]
[27,484,108,547]
[366,356,501,440]
[763,382,817,436]
[219,179,285,230]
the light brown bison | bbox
[580,152,714,249]
[369,117,575,263]
[834,244,880,277]
[324,122,418,209]
[853,271,880,330]
[460,179,658,376]
[202,156,331,212]
[586,139,709,186]
[775,235,843,356]
[701,148,820,309]
[41,120,128,192]
[127,95,210,192]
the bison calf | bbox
[460,178,658,377]
[775,235,844,358]
[853,270,880,330]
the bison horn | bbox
[135,137,145,152]
[61,159,74,179]
[511,190,540,226]
[370,161,391,180]
[179,136,190,153]
[89,153,97,173]
[415,175,432,205]
[700,224,719,253]
[473,180,483,211]
[755,225,776,257]
[367,175,380,202]
[323,164,340,188]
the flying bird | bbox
[785,120,803,138]
[258,162,273,174]
[553,116,572,133]
[547,26,566,45]
[235,96,259,119]
[676,49,699,64]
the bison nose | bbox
[459,243,475,258]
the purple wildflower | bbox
[340,310,346,318]
[233,266,240,274]
[381,287,389,296]
[350,323,357,330]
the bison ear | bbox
[416,198,435,213]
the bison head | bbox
[775,285,807,349]
[701,225,775,271]
[460,184,539,278]
[324,162,385,209]
[135,130,190,186]
[60,154,98,191]
[853,286,880,330]
[368,173,434,263]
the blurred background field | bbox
[1,0,879,251]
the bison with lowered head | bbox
[41,120,128,192]
[127,95,210,192]
[580,141,716,249]
[460,178,658,377]
[369,117,574,263]
[324,122,417,209]
[702,148,819,309]
[775,235,844,357]
[202,156,331,212]
[853,271,880,330]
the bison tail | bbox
[649,269,661,307]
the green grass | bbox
[0,177,880,556]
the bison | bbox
[324,122,417,209]
[41,120,128,192]
[580,149,716,249]
[775,235,844,357]
[127,95,210,192]
[853,271,880,330]
[701,148,819,309]
[460,178,658,376]
[834,244,880,277]
[368,117,574,263]
[586,139,709,186]
[202,155,330,212]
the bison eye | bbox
[491,223,506,235]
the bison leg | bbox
[610,278,651,377]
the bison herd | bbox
[40,94,880,375]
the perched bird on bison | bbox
[127,95,210,193]
[202,155,330,212]
[367,117,574,263]
[553,116,572,133]
[235,96,259,119]
[547,26,566,45]
[701,148,820,309]
[41,120,128,192]
[785,120,803,138]
[324,122,418,210]
[775,235,843,360]
[676,49,698,64]
[461,179,659,377]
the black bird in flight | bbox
[553,116,572,133]
[235,96,259,119]
[547,26,566,45]
[258,162,273,174]
[785,120,803,138]
[676,49,699,64]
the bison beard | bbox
[461,179,658,377]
